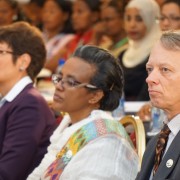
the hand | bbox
[91,22,107,45]
[137,103,152,122]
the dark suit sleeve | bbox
[0,94,54,180]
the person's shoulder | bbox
[118,49,126,63]
[14,84,49,109]
[92,118,129,139]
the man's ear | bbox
[89,90,104,104]
[18,53,31,71]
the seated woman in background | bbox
[27,45,139,180]
[118,0,161,101]
[98,0,128,58]
[41,0,74,61]
[44,0,102,73]
[159,0,180,31]
[0,0,27,27]
[0,22,56,180]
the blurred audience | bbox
[0,22,56,180]
[28,45,139,180]
[118,0,161,101]
[41,0,74,61]
[0,0,27,26]
[98,0,128,58]
[44,0,102,72]
[20,0,43,28]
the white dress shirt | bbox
[149,114,180,179]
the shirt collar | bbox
[1,76,32,103]
[167,114,180,136]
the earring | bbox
[19,67,24,71]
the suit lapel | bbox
[154,130,180,179]
[138,137,157,179]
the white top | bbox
[27,110,139,180]
[165,114,180,155]
[0,76,32,108]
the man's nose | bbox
[146,69,159,85]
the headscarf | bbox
[123,0,161,68]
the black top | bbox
[118,51,150,101]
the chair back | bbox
[120,115,146,164]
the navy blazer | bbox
[0,83,56,180]
[136,130,180,180]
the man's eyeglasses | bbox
[52,74,98,89]
[157,15,180,22]
[0,50,13,55]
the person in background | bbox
[0,22,56,180]
[98,0,128,58]
[20,0,44,29]
[118,0,161,101]
[44,0,102,73]
[136,30,180,180]
[27,45,139,180]
[137,0,180,121]
[0,0,27,27]
[42,0,74,61]
[159,0,180,31]
[155,0,166,7]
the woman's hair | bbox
[0,21,46,80]
[43,0,74,33]
[81,0,101,12]
[103,0,127,17]
[161,0,180,8]
[160,30,180,51]
[73,45,124,111]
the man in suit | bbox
[136,31,180,180]
[0,22,56,180]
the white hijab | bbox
[123,0,161,68]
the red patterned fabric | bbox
[64,29,94,59]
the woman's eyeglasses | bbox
[157,15,180,23]
[52,74,98,89]
[0,50,14,55]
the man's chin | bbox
[150,99,162,108]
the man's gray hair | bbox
[160,31,180,51]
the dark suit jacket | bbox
[0,83,56,180]
[136,130,180,180]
